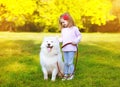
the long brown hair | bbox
[59,12,75,30]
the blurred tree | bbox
[111,0,120,23]
[80,0,116,32]
[36,0,116,32]
[0,0,37,27]
[0,0,116,32]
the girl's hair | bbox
[59,12,75,29]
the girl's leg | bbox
[63,52,69,75]
[67,51,75,75]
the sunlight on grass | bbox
[0,32,59,41]
[0,42,30,57]
[92,56,120,68]
[81,33,120,53]
[82,33,120,42]
[5,62,26,72]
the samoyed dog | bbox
[40,36,64,81]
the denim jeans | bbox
[63,51,75,75]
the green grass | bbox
[0,32,120,87]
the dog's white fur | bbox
[40,36,64,81]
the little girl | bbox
[59,12,82,80]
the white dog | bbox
[40,36,64,81]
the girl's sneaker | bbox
[62,74,68,81]
[67,75,74,80]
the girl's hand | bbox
[71,42,77,46]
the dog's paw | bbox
[51,75,56,81]
[44,77,48,80]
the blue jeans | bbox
[63,51,75,75]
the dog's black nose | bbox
[48,43,50,46]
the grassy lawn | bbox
[0,32,120,87]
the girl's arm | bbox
[72,27,82,44]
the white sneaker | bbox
[62,74,68,81]
[67,75,74,80]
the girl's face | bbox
[60,18,68,28]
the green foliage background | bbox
[0,0,116,32]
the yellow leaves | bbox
[0,0,116,30]
[0,0,37,26]
[110,15,116,20]
[1,0,37,15]
[82,0,115,26]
